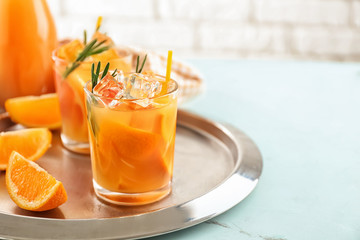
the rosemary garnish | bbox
[63,39,109,79]
[83,30,87,45]
[101,62,110,79]
[135,54,147,73]
[111,68,118,77]
[91,62,110,92]
[91,62,100,92]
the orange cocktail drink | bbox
[52,40,132,154]
[84,71,178,205]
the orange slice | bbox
[57,39,84,62]
[92,31,114,46]
[99,120,164,160]
[5,93,62,129]
[6,151,67,211]
[92,48,120,62]
[95,120,168,192]
[0,128,52,170]
[91,47,132,73]
[58,74,88,142]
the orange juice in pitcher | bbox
[0,0,57,107]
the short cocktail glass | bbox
[84,73,178,205]
[52,48,132,154]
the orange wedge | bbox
[99,120,164,160]
[92,48,120,62]
[95,120,168,192]
[0,128,52,170]
[5,93,62,129]
[6,151,67,211]
[92,31,114,46]
[57,39,84,62]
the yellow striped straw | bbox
[96,16,103,31]
[165,50,173,83]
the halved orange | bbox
[5,93,62,129]
[0,128,52,170]
[6,151,67,211]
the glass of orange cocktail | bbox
[84,70,178,205]
[52,40,132,154]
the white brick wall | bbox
[293,27,357,55]
[62,0,154,19]
[157,0,250,21]
[199,23,289,52]
[47,0,360,61]
[354,1,360,27]
[109,20,194,49]
[254,0,350,25]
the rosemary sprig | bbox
[91,62,100,92]
[111,68,118,77]
[101,62,110,79]
[62,39,109,79]
[83,30,87,45]
[91,62,110,92]
[135,54,147,73]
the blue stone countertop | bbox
[151,60,360,240]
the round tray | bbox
[0,110,263,239]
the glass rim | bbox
[84,74,179,102]
[52,49,98,65]
[51,44,132,65]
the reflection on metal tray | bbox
[0,109,262,239]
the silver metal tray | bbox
[0,110,262,239]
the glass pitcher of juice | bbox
[0,0,57,107]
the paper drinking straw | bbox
[165,50,173,83]
[96,16,103,31]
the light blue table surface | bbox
[150,60,360,240]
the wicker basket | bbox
[59,39,205,103]
[118,45,204,104]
